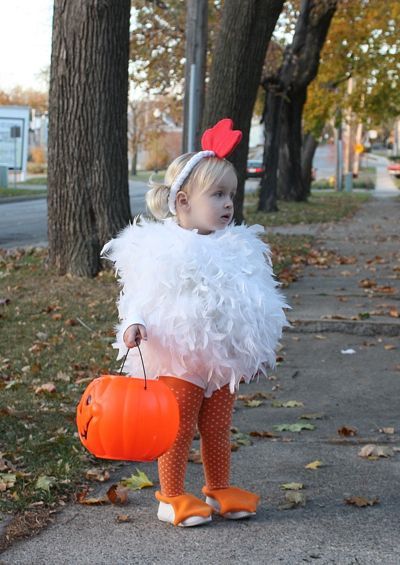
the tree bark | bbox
[260,0,338,210]
[202,0,285,225]
[302,132,318,197]
[48,0,131,277]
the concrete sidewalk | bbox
[1,194,400,564]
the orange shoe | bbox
[202,486,260,519]
[155,491,214,527]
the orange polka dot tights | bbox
[157,376,236,497]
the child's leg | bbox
[197,384,236,489]
[157,377,205,497]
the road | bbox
[0,179,259,249]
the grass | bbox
[0,187,47,198]
[17,177,48,186]
[244,190,371,226]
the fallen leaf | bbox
[359,278,377,288]
[242,399,263,408]
[35,382,56,394]
[384,344,397,351]
[271,400,304,408]
[280,482,304,490]
[249,430,278,438]
[278,491,306,509]
[358,444,394,458]
[107,483,129,504]
[35,475,55,493]
[0,473,17,491]
[120,468,153,490]
[338,426,358,437]
[344,495,379,507]
[274,422,315,433]
[378,427,395,434]
[85,468,110,482]
[305,460,323,470]
[116,514,131,522]
[231,431,253,446]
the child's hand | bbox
[123,324,148,348]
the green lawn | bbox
[17,177,48,186]
[244,190,371,226]
[0,187,47,197]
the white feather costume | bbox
[101,215,292,397]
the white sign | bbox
[0,106,30,173]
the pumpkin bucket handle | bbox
[118,342,148,390]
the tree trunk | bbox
[48,0,131,277]
[131,152,137,176]
[259,0,338,210]
[258,86,283,212]
[302,132,318,197]
[202,0,284,225]
[279,88,307,201]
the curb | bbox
[0,194,47,204]
[288,318,400,336]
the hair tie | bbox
[168,118,242,215]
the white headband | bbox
[167,150,215,215]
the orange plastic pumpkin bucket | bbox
[76,345,179,461]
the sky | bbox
[0,0,54,91]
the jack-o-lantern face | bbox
[76,375,179,462]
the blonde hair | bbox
[145,152,237,221]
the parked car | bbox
[246,159,265,178]
[387,162,400,178]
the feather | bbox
[101,215,292,398]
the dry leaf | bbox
[358,444,394,458]
[243,399,263,408]
[305,460,323,470]
[280,482,304,490]
[271,400,304,408]
[378,427,395,434]
[116,514,131,523]
[344,495,379,507]
[249,430,278,438]
[85,469,110,482]
[107,483,129,504]
[35,382,56,394]
[384,344,397,350]
[338,426,358,437]
[279,491,306,509]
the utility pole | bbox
[182,0,208,153]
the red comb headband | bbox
[168,118,242,215]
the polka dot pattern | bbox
[198,384,235,490]
[157,377,236,497]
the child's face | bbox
[177,168,238,235]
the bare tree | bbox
[48,0,131,276]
